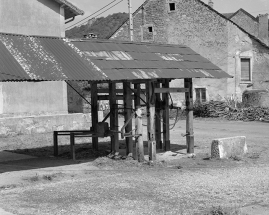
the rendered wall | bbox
[112,0,269,102]
[0,0,69,116]
[0,0,63,37]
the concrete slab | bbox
[211,136,247,159]
[0,151,36,162]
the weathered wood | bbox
[162,80,170,151]
[155,82,162,149]
[155,88,189,93]
[98,88,146,94]
[70,133,76,160]
[134,84,141,108]
[135,107,144,162]
[123,82,133,156]
[53,131,58,156]
[184,78,194,154]
[91,82,98,150]
[109,82,119,154]
[146,81,156,161]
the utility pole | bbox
[128,0,134,41]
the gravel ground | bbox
[0,119,269,214]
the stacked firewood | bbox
[193,101,269,121]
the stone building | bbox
[0,0,84,117]
[110,0,269,103]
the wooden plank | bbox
[134,83,141,108]
[184,78,194,154]
[98,95,123,100]
[135,107,144,162]
[162,80,170,151]
[98,88,146,94]
[109,82,119,154]
[155,88,189,93]
[123,81,133,157]
[91,82,98,150]
[53,131,58,157]
[155,82,162,149]
[146,81,156,161]
[70,133,76,160]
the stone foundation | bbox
[0,113,92,137]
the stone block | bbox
[211,136,247,159]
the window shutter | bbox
[241,58,251,81]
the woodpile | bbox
[193,101,269,121]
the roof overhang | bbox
[52,0,84,19]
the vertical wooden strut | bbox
[162,79,170,151]
[109,82,119,154]
[91,82,98,150]
[134,84,144,161]
[155,82,162,149]
[146,81,156,161]
[184,78,194,154]
[123,81,133,156]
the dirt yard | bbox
[0,118,269,215]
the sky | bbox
[66,0,269,29]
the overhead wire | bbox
[65,0,123,30]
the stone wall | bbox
[0,113,91,137]
[111,0,269,102]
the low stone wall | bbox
[0,113,92,137]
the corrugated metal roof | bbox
[0,33,231,82]
[72,39,231,80]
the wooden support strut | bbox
[184,78,194,154]
[155,82,162,149]
[162,80,170,151]
[109,82,119,154]
[91,82,98,150]
[146,81,156,161]
[123,81,133,157]
[135,106,144,162]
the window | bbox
[195,88,206,103]
[241,58,251,82]
[169,3,176,11]
[148,26,153,33]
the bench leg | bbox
[53,131,58,157]
[70,133,76,160]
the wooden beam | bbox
[135,106,144,162]
[98,95,124,100]
[184,78,194,154]
[123,82,133,157]
[146,81,156,161]
[155,88,189,93]
[53,131,58,157]
[134,84,141,108]
[155,82,162,149]
[109,82,119,154]
[162,80,170,151]
[91,82,98,150]
[98,89,146,94]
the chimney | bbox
[258,14,269,45]
[208,0,214,8]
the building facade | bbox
[111,0,269,103]
[0,0,83,117]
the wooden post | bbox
[53,131,58,157]
[91,82,98,150]
[109,82,119,154]
[134,84,141,108]
[155,82,162,149]
[162,80,170,151]
[70,133,76,160]
[123,81,133,157]
[135,106,144,162]
[146,81,156,161]
[184,78,194,154]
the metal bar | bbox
[65,81,91,105]
[155,88,189,93]
[102,111,111,123]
